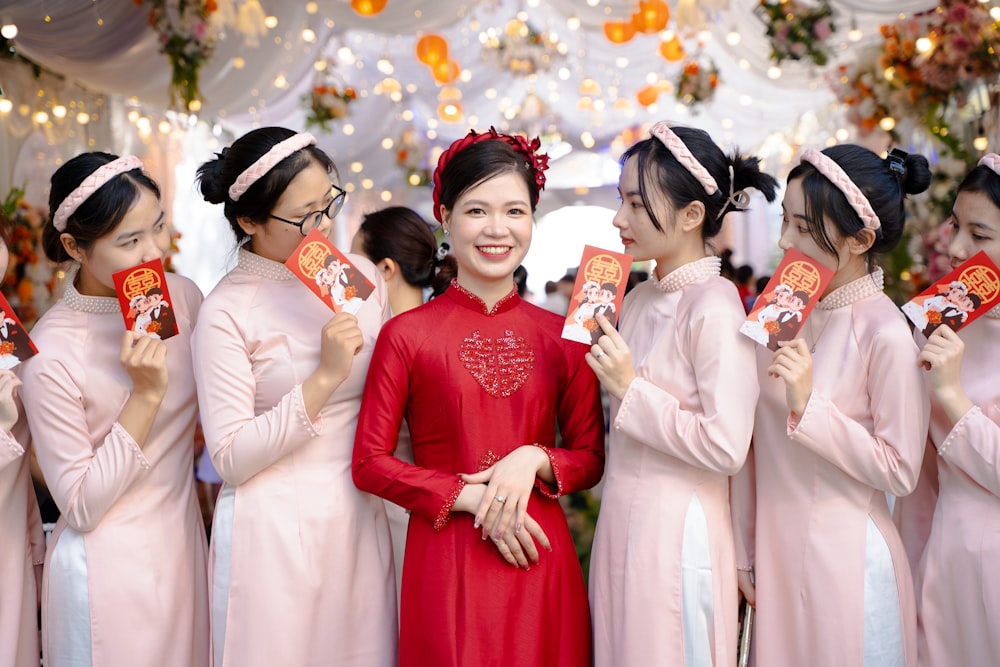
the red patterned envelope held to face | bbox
[0,290,38,369]
[112,258,178,340]
[561,244,633,345]
[739,248,835,351]
[901,250,1000,337]
[286,228,375,315]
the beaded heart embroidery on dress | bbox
[459,329,535,398]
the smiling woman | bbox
[353,127,605,667]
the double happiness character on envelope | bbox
[286,228,374,315]
[0,291,38,369]
[561,245,633,345]
[901,250,1000,338]
[112,258,179,340]
[740,248,835,351]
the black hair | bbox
[787,145,931,269]
[436,139,540,218]
[621,125,779,241]
[791,289,810,304]
[43,152,161,263]
[968,292,983,309]
[514,264,528,297]
[956,163,1000,210]
[356,206,456,298]
[195,126,336,245]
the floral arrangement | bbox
[482,18,563,76]
[0,187,58,327]
[395,128,432,187]
[916,0,1000,106]
[756,0,837,67]
[142,0,219,111]
[304,61,357,132]
[675,58,719,109]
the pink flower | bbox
[813,19,832,40]
[947,4,968,23]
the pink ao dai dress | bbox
[734,269,929,667]
[0,423,44,667]
[191,249,396,667]
[589,256,758,666]
[18,271,210,667]
[911,305,1000,666]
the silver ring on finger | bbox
[495,495,506,504]
[593,350,605,360]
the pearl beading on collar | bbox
[817,268,884,310]
[239,248,297,281]
[987,303,1000,319]
[653,256,722,293]
[61,267,121,314]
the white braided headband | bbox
[800,148,881,231]
[649,121,749,220]
[978,153,1000,176]
[228,132,318,202]
[52,155,144,232]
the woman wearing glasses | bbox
[193,127,396,666]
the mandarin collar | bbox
[61,265,121,314]
[817,268,884,310]
[445,279,520,316]
[238,248,297,281]
[652,256,721,293]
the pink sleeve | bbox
[893,438,939,574]
[0,429,25,471]
[20,356,151,533]
[788,326,929,496]
[613,307,757,475]
[731,444,756,570]
[352,325,469,531]
[27,478,45,565]
[937,405,1000,497]
[191,306,324,487]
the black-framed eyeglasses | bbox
[270,184,347,236]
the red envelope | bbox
[902,250,1000,337]
[285,228,375,315]
[561,245,633,345]
[0,291,38,368]
[740,248,835,351]
[112,258,178,340]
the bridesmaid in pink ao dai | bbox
[192,127,396,667]
[907,155,1000,666]
[19,153,210,666]
[587,121,778,666]
[0,230,43,667]
[733,145,932,667]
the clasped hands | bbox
[454,445,553,570]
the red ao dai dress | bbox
[19,272,210,667]
[192,249,396,667]
[353,282,605,667]
[911,306,1000,666]
[588,257,758,666]
[0,425,44,667]
[734,269,929,667]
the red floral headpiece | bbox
[432,126,549,222]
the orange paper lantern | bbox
[633,0,670,34]
[603,20,636,44]
[416,34,448,66]
[350,0,387,16]
[432,59,460,84]
[636,85,660,107]
[659,36,685,62]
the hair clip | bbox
[886,148,907,175]
[435,242,450,263]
